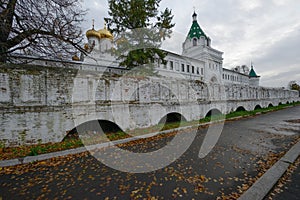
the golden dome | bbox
[98,23,113,40]
[86,19,101,39]
[85,19,113,40]
[86,28,101,39]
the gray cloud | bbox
[81,0,300,87]
[256,27,300,87]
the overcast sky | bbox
[82,0,300,88]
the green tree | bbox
[106,0,175,72]
[0,0,86,63]
[289,81,300,91]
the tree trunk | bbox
[0,44,8,63]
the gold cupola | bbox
[86,19,101,39]
[98,22,114,40]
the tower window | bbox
[193,38,197,46]
[181,64,185,72]
[170,61,174,70]
[187,65,190,73]
[192,66,195,74]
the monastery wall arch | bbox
[0,64,299,146]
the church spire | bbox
[192,11,197,22]
[187,11,207,40]
[249,63,259,77]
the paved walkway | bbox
[266,158,300,200]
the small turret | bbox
[249,66,258,77]
[249,64,260,87]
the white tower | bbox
[182,12,224,83]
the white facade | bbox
[222,68,250,85]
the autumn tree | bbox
[0,0,86,63]
[106,0,175,72]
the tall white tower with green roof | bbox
[183,12,210,51]
[182,11,224,83]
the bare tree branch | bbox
[0,0,87,63]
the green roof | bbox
[187,12,207,40]
[249,67,258,77]
[188,21,207,40]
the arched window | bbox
[193,38,197,46]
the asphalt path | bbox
[272,163,300,200]
[1,106,300,199]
